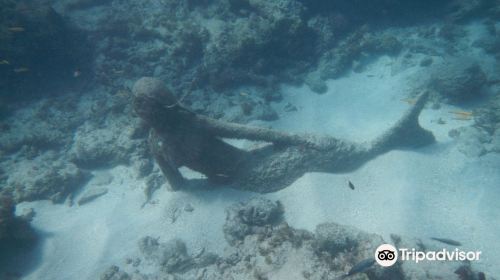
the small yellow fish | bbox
[449,110,473,117]
[0,60,9,65]
[401,98,417,105]
[240,92,249,97]
[14,67,29,73]
[453,116,472,121]
[8,27,25,32]
[112,69,124,74]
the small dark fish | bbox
[348,180,355,190]
[340,258,376,279]
[430,237,462,246]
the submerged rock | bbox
[4,156,89,203]
[315,223,364,255]
[157,239,193,273]
[137,236,216,274]
[69,118,146,168]
[475,95,500,135]
[450,95,500,157]
[101,198,489,279]
[473,36,500,55]
[318,30,403,80]
[429,58,487,103]
[100,265,130,280]
[449,126,489,157]
[223,198,284,245]
[420,57,434,67]
[487,130,500,153]
[0,194,37,256]
[305,71,328,94]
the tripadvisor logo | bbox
[375,244,398,267]
[375,244,481,266]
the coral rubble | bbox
[100,198,489,280]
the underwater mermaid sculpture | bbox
[133,77,435,193]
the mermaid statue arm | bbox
[154,154,185,191]
[195,115,312,146]
[133,77,320,147]
[148,130,185,191]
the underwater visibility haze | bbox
[0,0,500,279]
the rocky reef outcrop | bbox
[429,57,488,103]
[2,153,89,203]
[449,94,500,157]
[48,0,467,120]
[223,198,284,245]
[100,198,489,280]
[0,86,150,203]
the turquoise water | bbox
[0,1,499,279]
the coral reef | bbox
[2,154,89,203]
[223,198,284,245]
[429,57,488,103]
[68,117,147,168]
[99,198,489,280]
[100,265,130,280]
[43,0,459,119]
[314,222,380,256]
[449,126,490,157]
[0,88,149,203]
[138,236,217,274]
[318,28,403,81]
[450,94,500,156]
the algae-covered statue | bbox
[133,77,435,193]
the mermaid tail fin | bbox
[370,91,436,154]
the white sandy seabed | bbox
[15,55,500,279]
